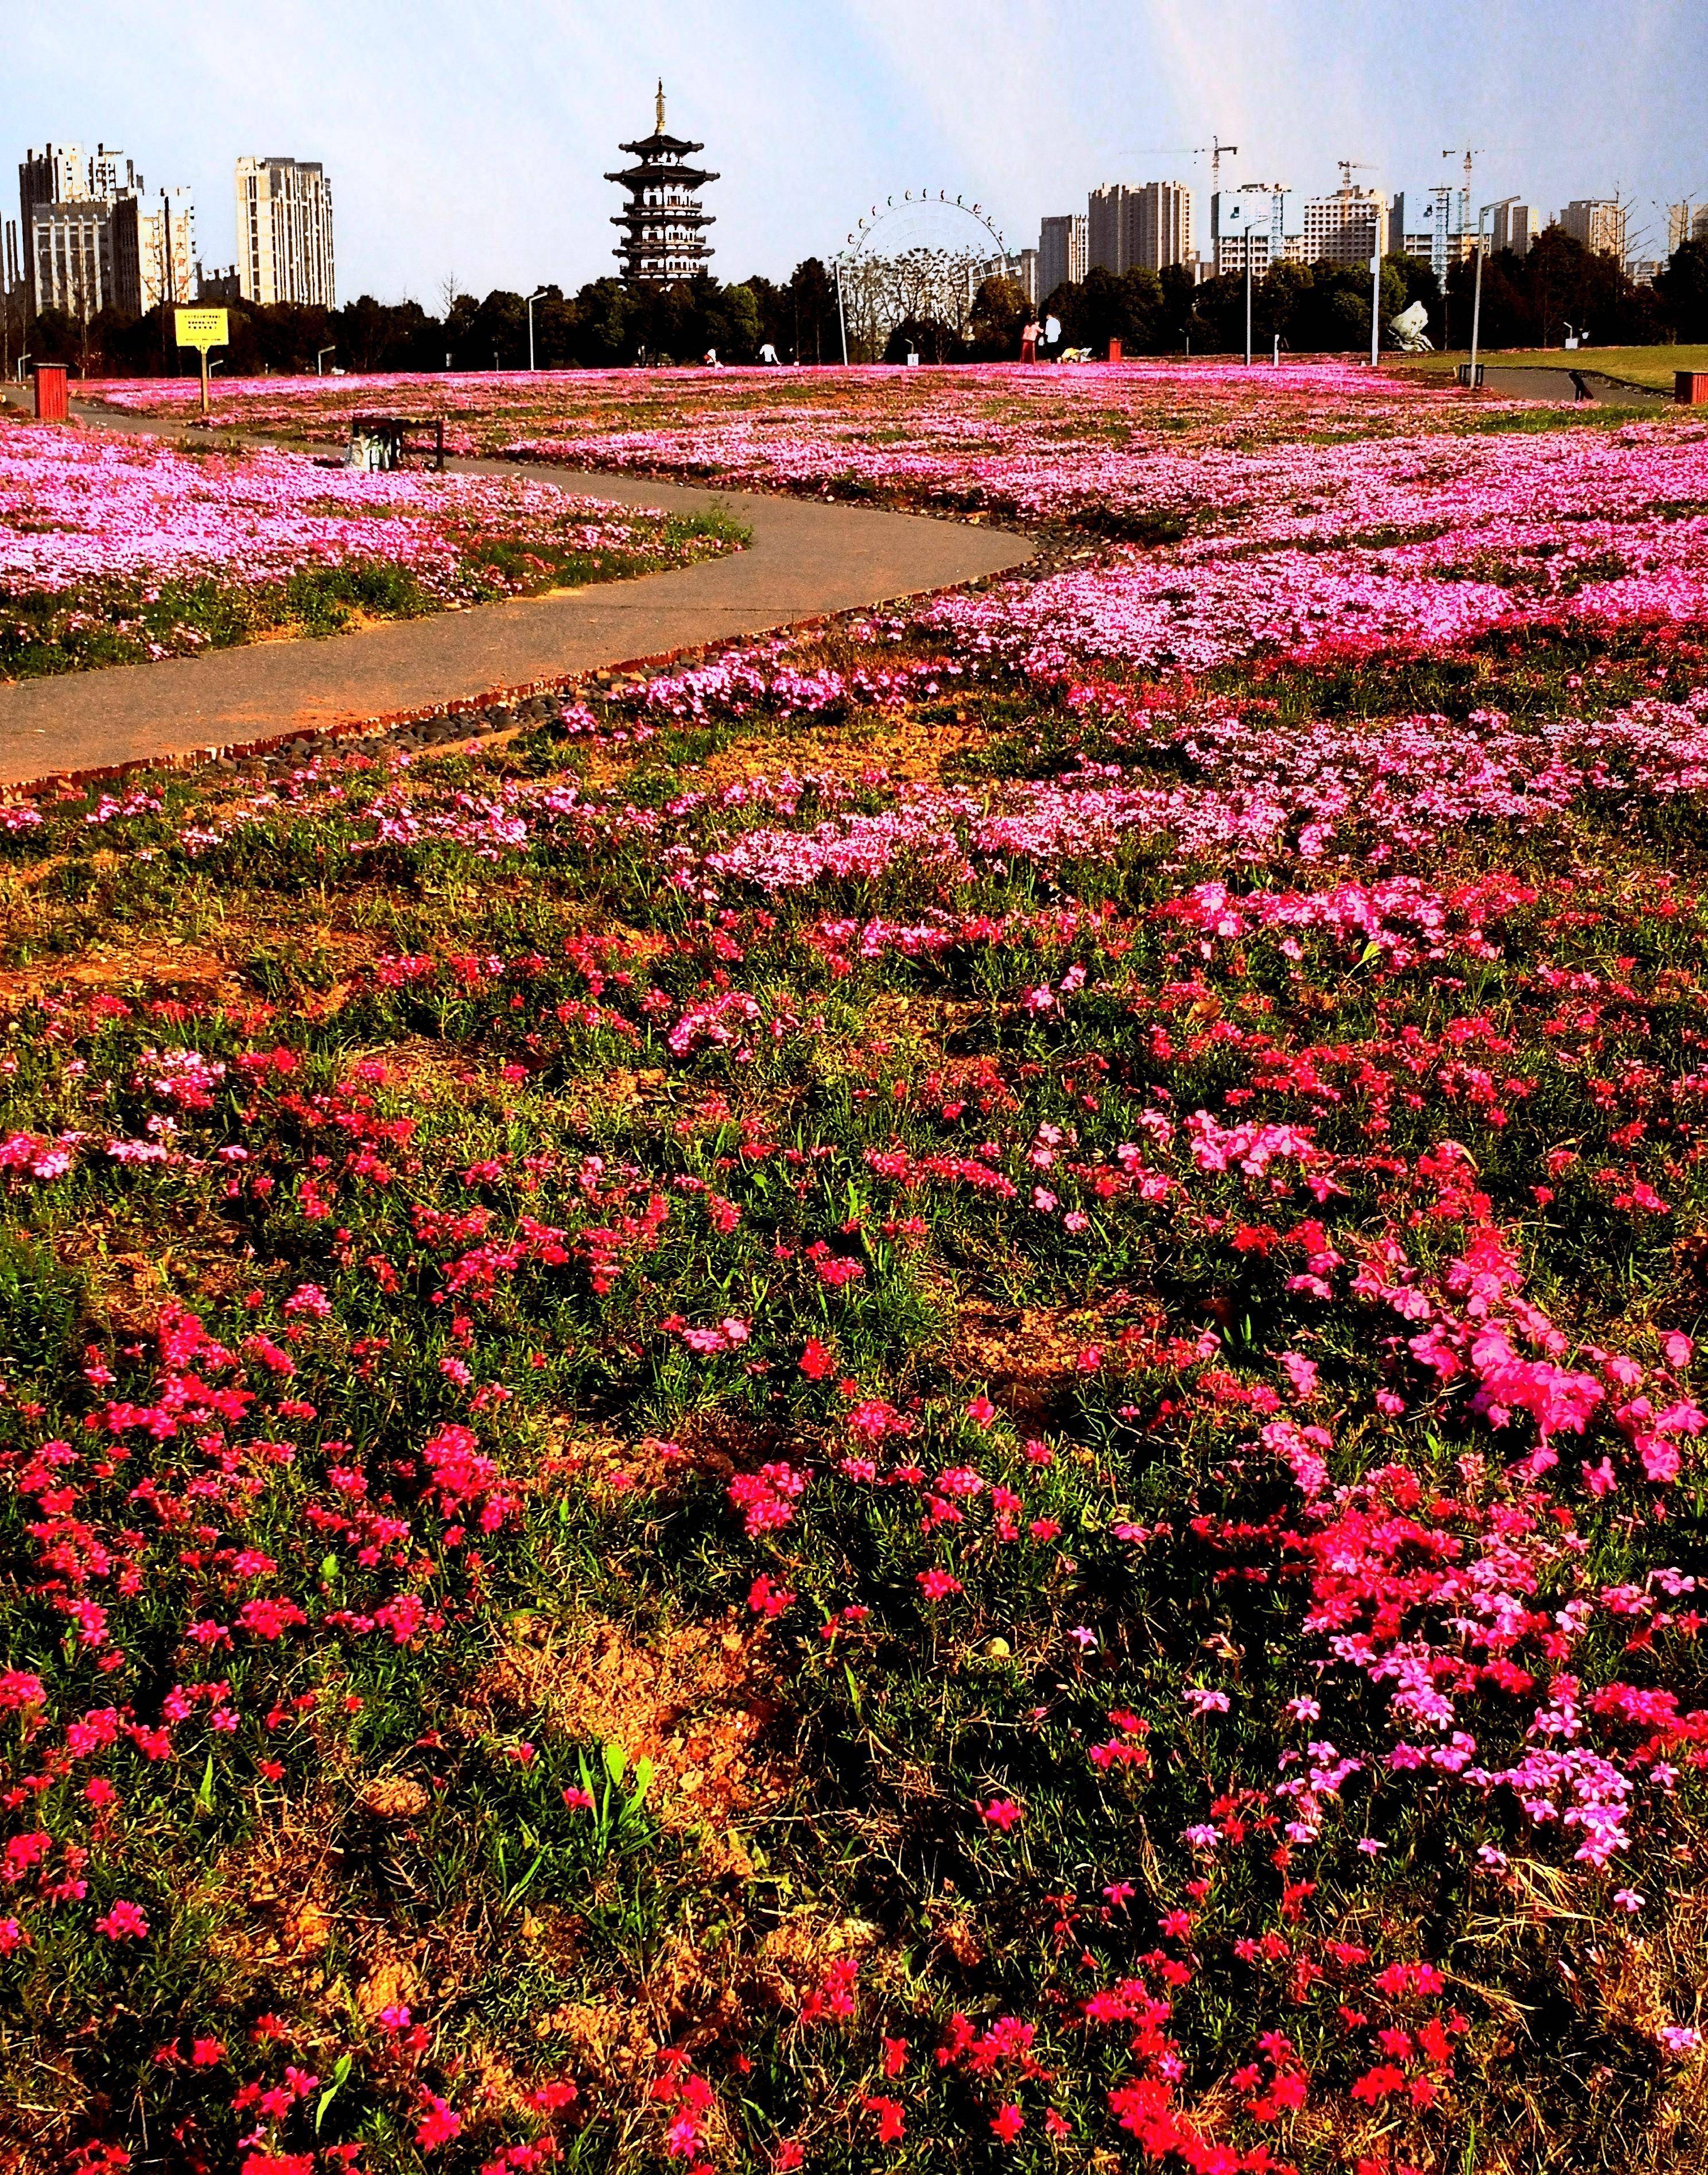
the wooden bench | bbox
[347,414,447,471]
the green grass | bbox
[1396,342,1708,389]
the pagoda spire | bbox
[656,79,666,131]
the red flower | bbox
[864,2096,905,2144]
[416,2091,464,2148]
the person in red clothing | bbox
[1020,319,1041,363]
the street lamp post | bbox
[525,288,548,374]
[1469,204,1492,384]
[1237,183,1283,366]
[316,346,335,377]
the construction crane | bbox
[1127,137,1240,193]
[1338,158,1375,192]
[1443,148,1482,240]
[1195,137,1241,195]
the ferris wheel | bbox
[834,191,1013,362]
[840,189,1011,268]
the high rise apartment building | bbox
[1086,184,1126,274]
[1301,185,1385,266]
[1212,189,1291,277]
[21,144,98,312]
[1666,203,1708,251]
[1490,201,1541,256]
[1130,180,1192,270]
[112,184,197,311]
[1087,181,1194,277]
[32,199,117,317]
[1038,212,1087,298]
[236,156,335,307]
[19,141,196,317]
[1558,198,1622,258]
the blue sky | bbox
[6,0,1705,301]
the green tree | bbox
[1655,238,1708,342]
[968,275,1030,360]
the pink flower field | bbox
[3,364,1708,2174]
[88,359,1530,528]
[0,415,742,677]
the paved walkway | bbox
[0,408,1032,789]
[1477,363,1671,406]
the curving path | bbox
[0,408,1033,789]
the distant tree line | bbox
[11,262,845,378]
[9,230,1706,379]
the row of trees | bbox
[1445,229,1708,349]
[8,231,1706,379]
[7,262,846,378]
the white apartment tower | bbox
[1038,212,1088,297]
[1087,181,1194,277]
[1558,199,1623,258]
[1130,181,1193,270]
[1213,190,1289,276]
[1490,201,1541,257]
[236,156,335,307]
[1302,185,1385,266]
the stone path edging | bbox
[0,404,1034,792]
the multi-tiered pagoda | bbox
[605,83,717,286]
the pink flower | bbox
[977,1797,1025,1832]
[95,1899,149,1941]
[416,2092,464,2148]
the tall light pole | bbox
[836,258,849,366]
[1237,183,1283,366]
[1469,203,1493,383]
[525,288,547,374]
[316,346,335,376]
[1245,241,1254,366]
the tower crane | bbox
[1127,137,1240,193]
[1443,148,1482,239]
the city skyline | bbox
[3,0,1705,304]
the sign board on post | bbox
[173,307,229,416]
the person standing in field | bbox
[1020,319,1041,363]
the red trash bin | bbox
[32,365,69,421]
[1678,371,1708,406]
[1108,339,1123,363]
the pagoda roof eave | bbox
[610,210,716,226]
[617,130,704,157]
[604,163,719,189]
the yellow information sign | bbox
[174,308,229,350]
[173,309,230,414]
